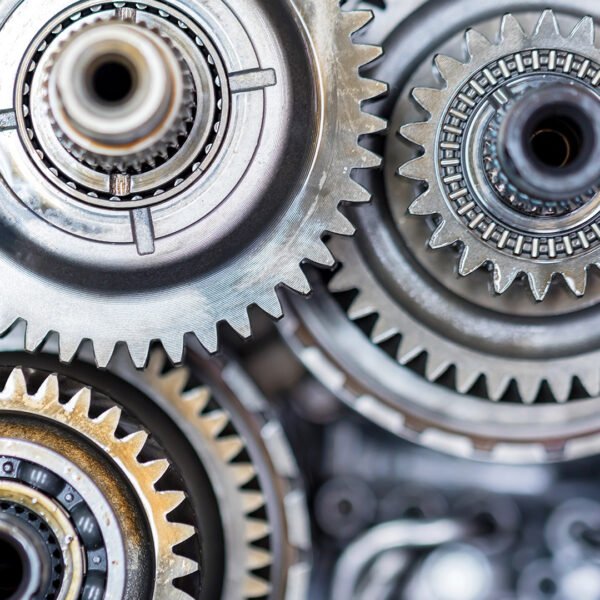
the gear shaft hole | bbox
[529,115,583,170]
[0,535,25,600]
[88,57,136,105]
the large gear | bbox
[399,10,600,300]
[0,366,198,599]
[281,1,600,462]
[0,0,384,367]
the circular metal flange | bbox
[0,367,198,599]
[0,0,384,367]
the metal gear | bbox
[281,2,600,462]
[0,0,385,367]
[0,366,198,599]
[45,16,196,173]
[399,10,600,300]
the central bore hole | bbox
[528,114,584,170]
[88,57,136,105]
[0,537,25,599]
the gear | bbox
[281,2,600,462]
[138,348,311,599]
[399,10,600,300]
[46,16,196,173]
[0,0,384,367]
[0,367,198,599]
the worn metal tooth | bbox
[429,220,458,249]
[371,316,398,344]
[353,43,383,67]
[434,54,466,81]
[412,87,445,114]
[143,459,170,484]
[217,436,245,462]
[493,264,519,295]
[230,464,257,487]
[93,341,116,368]
[397,332,424,364]
[517,376,542,405]
[157,489,187,515]
[59,334,84,364]
[398,155,429,181]
[242,491,266,514]
[347,294,376,321]
[579,369,600,397]
[458,246,485,276]
[201,410,229,438]
[306,242,335,268]
[455,367,480,395]
[485,372,512,402]
[181,386,211,414]
[34,374,60,404]
[425,354,452,381]
[500,13,527,43]
[246,518,270,543]
[283,268,311,296]
[343,9,373,36]
[122,429,149,458]
[94,406,122,436]
[25,323,49,353]
[534,9,561,39]
[400,121,434,147]
[64,387,91,416]
[244,574,272,599]
[465,28,492,56]
[562,269,587,297]
[545,374,572,403]
[570,16,595,44]
[409,189,437,216]
[527,271,554,302]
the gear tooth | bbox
[255,290,284,319]
[147,349,167,376]
[485,372,512,402]
[534,10,561,39]
[59,335,84,364]
[500,13,527,43]
[455,366,480,394]
[359,110,387,135]
[195,325,219,354]
[143,459,170,484]
[230,464,257,487]
[545,373,572,403]
[283,268,311,296]
[242,491,266,514]
[201,410,229,438]
[35,374,60,404]
[409,190,438,217]
[527,271,554,302]
[244,573,272,599]
[344,9,373,35]
[65,387,91,416]
[92,341,116,368]
[465,28,493,57]
[434,54,465,82]
[579,369,600,397]
[429,220,457,249]
[161,336,185,365]
[493,263,519,295]
[245,518,270,543]
[362,79,388,103]
[347,293,376,321]
[158,489,186,515]
[562,269,587,297]
[570,16,595,44]
[425,354,452,382]
[216,436,244,462]
[400,121,434,147]
[121,429,148,457]
[412,87,445,114]
[327,211,355,237]
[328,265,356,294]
[127,341,150,369]
[170,554,198,580]
[517,376,542,404]
[94,405,122,436]
[160,366,191,397]
[306,242,336,268]
[397,333,424,364]
[3,369,28,400]
[345,178,373,204]
[354,43,383,68]
[228,310,253,339]
[458,246,485,277]
[247,547,272,571]
[25,323,49,353]
[355,146,382,170]
[371,316,397,344]
[398,155,429,182]
[181,386,211,414]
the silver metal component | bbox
[0,367,198,599]
[0,0,384,367]
[47,18,193,172]
[399,11,600,300]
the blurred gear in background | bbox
[0,0,383,366]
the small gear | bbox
[399,10,600,300]
[46,16,196,173]
[0,367,198,598]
